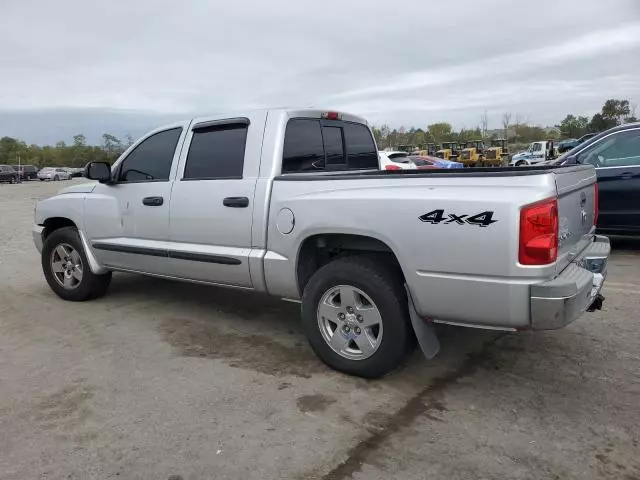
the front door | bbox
[84,125,188,274]
[577,127,640,233]
[168,112,267,288]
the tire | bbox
[54,175,60,181]
[302,256,414,378]
[42,226,112,301]
[516,160,527,167]
[10,176,16,184]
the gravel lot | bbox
[1,179,639,480]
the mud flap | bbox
[405,285,440,359]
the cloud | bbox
[330,23,640,100]
[0,0,638,143]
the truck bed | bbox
[268,163,597,329]
[274,164,579,181]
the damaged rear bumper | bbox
[530,235,610,330]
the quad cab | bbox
[33,109,609,378]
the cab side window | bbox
[579,130,640,168]
[118,128,182,182]
[183,124,247,180]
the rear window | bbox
[322,126,344,166]
[282,120,325,173]
[282,118,377,174]
[343,123,378,169]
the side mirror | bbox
[84,161,112,183]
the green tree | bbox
[601,99,630,126]
[102,133,122,162]
[589,113,614,132]
[557,114,589,138]
[73,134,86,147]
[427,122,453,144]
[0,136,27,163]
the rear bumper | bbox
[530,235,610,330]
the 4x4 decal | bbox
[419,209,497,227]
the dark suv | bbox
[555,123,640,234]
[0,164,19,183]
[11,164,38,180]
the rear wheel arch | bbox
[296,233,405,296]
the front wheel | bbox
[302,256,414,378]
[42,227,112,301]
[53,175,60,181]
[516,160,527,167]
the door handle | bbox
[620,172,634,180]
[142,196,164,206]
[223,196,249,208]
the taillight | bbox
[321,111,341,120]
[385,165,402,171]
[594,182,599,226]
[519,198,558,265]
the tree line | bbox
[0,133,132,168]
[0,98,636,167]
[373,98,637,150]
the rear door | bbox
[167,112,267,288]
[576,127,640,233]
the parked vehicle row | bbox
[0,164,83,184]
[32,108,608,379]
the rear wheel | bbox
[42,227,112,301]
[302,256,414,378]
[53,175,60,181]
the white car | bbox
[38,167,72,181]
[379,151,417,171]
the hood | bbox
[511,151,530,161]
[58,182,97,195]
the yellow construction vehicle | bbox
[416,143,439,157]
[435,142,461,161]
[484,138,510,166]
[459,140,486,167]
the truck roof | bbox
[186,108,370,129]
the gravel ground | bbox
[0,179,639,480]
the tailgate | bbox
[553,165,598,274]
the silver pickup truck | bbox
[33,109,609,378]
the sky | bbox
[0,0,639,144]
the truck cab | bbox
[510,140,557,166]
